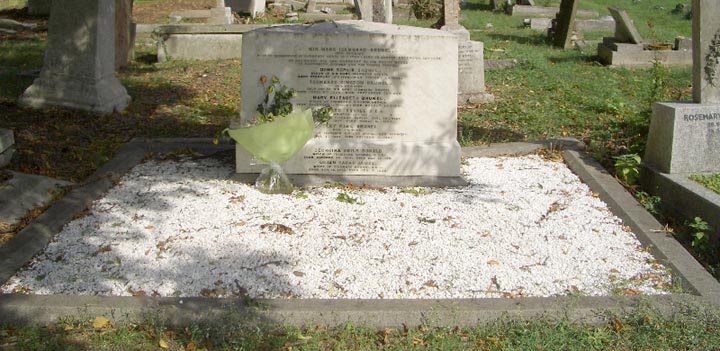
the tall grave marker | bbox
[19,0,130,115]
[550,0,579,49]
[440,0,494,104]
[236,21,462,182]
[644,0,720,173]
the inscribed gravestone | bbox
[236,21,461,178]
[18,0,130,115]
[644,0,720,173]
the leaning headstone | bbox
[644,0,720,173]
[607,6,643,44]
[306,0,317,12]
[440,0,493,104]
[0,129,14,168]
[550,0,579,49]
[18,0,131,115]
[236,21,462,182]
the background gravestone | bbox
[607,6,643,44]
[440,0,494,104]
[236,21,461,180]
[115,0,135,69]
[18,0,131,115]
[27,0,51,15]
[551,0,579,49]
[644,0,720,174]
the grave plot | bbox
[1,149,672,299]
[597,6,691,68]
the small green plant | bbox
[614,153,642,186]
[650,59,670,102]
[409,0,440,20]
[400,187,433,196]
[294,190,308,199]
[336,192,361,205]
[688,216,712,251]
[635,191,661,214]
[418,217,436,224]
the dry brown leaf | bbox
[487,260,499,266]
[186,342,197,351]
[424,280,438,288]
[159,338,170,349]
[293,271,305,277]
[92,316,111,329]
[63,324,74,331]
[260,223,294,235]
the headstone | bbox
[226,0,266,17]
[306,0,317,12]
[236,21,461,180]
[18,0,130,115]
[551,0,579,49]
[440,0,492,103]
[644,0,720,174]
[115,0,134,69]
[518,0,534,5]
[27,0,52,15]
[0,129,14,168]
[607,6,643,44]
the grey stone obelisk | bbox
[19,0,131,115]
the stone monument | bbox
[27,0,51,15]
[549,0,579,49]
[115,0,135,69]
[236,21,462,182]
[19,0,131,115]
[644,0,720,174]
[440,0,494,104]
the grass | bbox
[3,301,720,350]
[690,173,720,195]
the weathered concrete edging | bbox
[641,166,720,239]
[1,138,719,327]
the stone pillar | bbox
[440,0,493,104]
[354,0,373,20]
[18,0,131,115]
[693,0,720,104]
[643,0,720,174]
[115,0,134,69]
[552,0,579,49]
[372,0,392,23]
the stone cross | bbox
[552,0,579,49]
[18,0,130,115]
[693,0,720,104]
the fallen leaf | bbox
[424,280,438,288]
[487,260,499,266]
[610,318,624,332]
[92,316,111,329]
[63,324,74,331]
[159,338,170,349]
[260,223,294,235]
[186,342,197,351]
[293,271,305,277]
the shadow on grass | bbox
[487,32,549,46]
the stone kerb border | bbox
[1,138,719,327]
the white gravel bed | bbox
[1,154,671,299]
